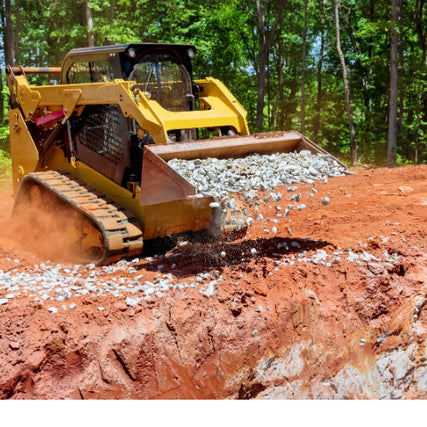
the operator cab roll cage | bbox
[61,43,197,99]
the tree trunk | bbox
[86,2,95,47]
[387,0,399,167]
[0,69,4,123]
[415,0,427,153]
[365,0,375,132]
[110,0,116,20]
[415,0,426,61]
[255,0,268,132]
[300,0,308,133]
[276,35,285,131]
[5,0,14,66]
[256,49,268,131]
[398,0,404,138]
[334,0,357,166]
[314,0,326,142]
[169,0,176,42]
[347,7,372,130]
[14,0,19,64]
[255,0,288,132]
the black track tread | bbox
[22,170,143,265]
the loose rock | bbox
[322,197,330,206]
[9,342,20,351]
[168,151,346,199]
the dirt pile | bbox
[0,164,426,399]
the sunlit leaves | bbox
[0,0,426,164]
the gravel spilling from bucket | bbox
[168,150,346,199]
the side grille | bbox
[72,105,125,164]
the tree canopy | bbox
[1,0,426,166]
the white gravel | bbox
[0,237,400,310]
[321,197,330,206]
[168,150,346,200]
[0,258,224,306]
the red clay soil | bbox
[0,164,426,399]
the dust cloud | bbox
[0,181,92,264]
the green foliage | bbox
[0,0,426,165]
[0,122,11,189]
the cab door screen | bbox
[131,53,192,112]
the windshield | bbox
[131,52,192,112]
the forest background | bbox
[0,0,426,184]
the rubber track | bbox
[21,170,143,265]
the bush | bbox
[0,123,11,189]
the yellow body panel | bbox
[12,77,249,145]
[9,108,40,196]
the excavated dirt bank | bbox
[0,164,426,399]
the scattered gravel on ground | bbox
[268,241,400,272]
[0,235,402,310]
[0,258,225,306]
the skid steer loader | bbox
[6,43,344,265]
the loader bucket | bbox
[138,130,345,240]
[140,130,346,207]
[140,145,203,206]
[146,131,346,168]
[139,145,215,239]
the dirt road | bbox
[0,164,426,399]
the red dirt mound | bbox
[0,164,426,399]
